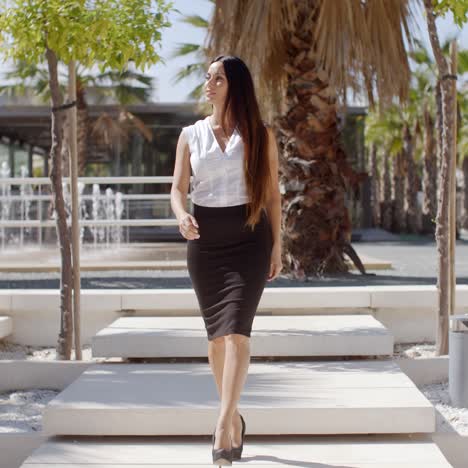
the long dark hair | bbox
[209,54,271,230]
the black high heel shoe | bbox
[212,427,232,466]
[231,414,246,460]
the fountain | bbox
[0,161,125,250]
[0,166,183,271]
[0,161,11,249]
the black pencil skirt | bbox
[187,202,273,341]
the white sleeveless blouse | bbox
[182,116,250,207]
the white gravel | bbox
[420,381,468,435]
[0,340,440,362]
[0,389,59,433]
[394,341,438,359]
[0,340,99,361]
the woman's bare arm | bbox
[264,126,282,246]
[170,129,199,239]
[170,129,191,220]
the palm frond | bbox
[114,85,152,105]
[118,110,153,142]
[89,69,154,88]
[169,43,202,59]
[187,82,206,101]
[81,68,154,104]
[0,59,59,102]
[169,2,216,101]
[207,0,300,117]
[180,14,209,29]
[171,62,206,85]
[91,112,128,147]
[208,0,417,116]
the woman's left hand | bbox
[267,243,283,281]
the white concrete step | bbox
[0,316,12,339]
[20,434,452,467]
[91,314,393,358]
[42,360,434,436]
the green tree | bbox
[433,0,468,24]
[410,37,468,234]
[423,0,468,355]
[0,0,173,360]
[365,105,406,233]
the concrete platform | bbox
[42,360,435,436]
[7,286,468,347]
[20,434,452,467]
[0,260,188,272]
[0,316,12,339]
[346,253,393,270]
[91,315,393,358]
[1,256,392,273]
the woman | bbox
[170,54,282,466]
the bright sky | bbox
[1,0,467,104]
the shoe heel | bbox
[231,414,246,460]
[212,428,232,466]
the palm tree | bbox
[401,95,422,235]
[74,68,154,175]
[205,0,417,278]
[367,71,424,236]
[368,143,380,227]
[0,61,154,175]
[423,1,466,355]
[381,151,393,231]
[366,104,416,234]
[90,107,153,181]
[364,111,398,232]
[393,150,407,232]
[366,56,465,238]
[408,38,468,234]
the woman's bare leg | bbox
[209,333,250,450]
[207,336,245,448]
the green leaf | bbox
[0,0,174,71]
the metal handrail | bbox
[0,176,184,185]
[0,176,188,241]
[0,194,178,201]
[0,219,178,227]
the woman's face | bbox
[204,61,228,105]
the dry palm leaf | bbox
[207,0,417,116]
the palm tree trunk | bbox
[370,144,380,227]
[422,105,437,234]
[277,18,363,278]
[45,47,73,360]
[392,151,406,232]
[403,123,421,233]
[380,151,392,231]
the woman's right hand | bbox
[178,212,200,240]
